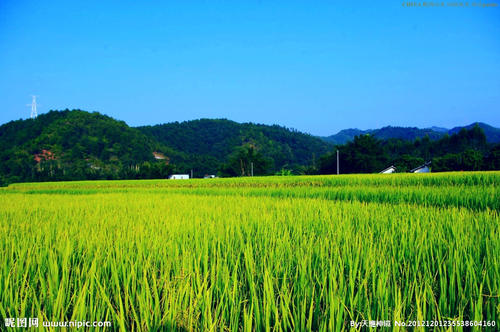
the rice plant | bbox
[0,172,498,331]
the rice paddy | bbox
[0,172,498,331]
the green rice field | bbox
[0,172,498,331]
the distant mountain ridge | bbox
[448,123,500,143]
[322,122,500,145]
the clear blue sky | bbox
[1,0,499,135]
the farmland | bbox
[0,172,498,331]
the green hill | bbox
[0,110,180,185]
[0,111,333,185]
[137,119,332,174]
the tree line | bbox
[317,125,499,174]
[0,110,498,186]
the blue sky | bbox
[0,0,499,135]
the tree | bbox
[320,135,388,174]
[461,149,483,171]
[219,144,272,177]
[484,144,500,170]
[393,154,424,173]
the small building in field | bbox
[410,161,431,173]
[380,165,396,174]
[168,174,189,180]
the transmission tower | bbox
[28,95,38,119]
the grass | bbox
[0,172,498,331]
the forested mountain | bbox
[137,119,331,175]
[323,123,500,144]
[0,110,179,185]
[0,110,331,185]
[0,109,498,186]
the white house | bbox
[410,162,431,173]
[168,174,189,179]
[380,165,396,174]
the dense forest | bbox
[0,110,330,185]
[137,119,331,175]
[0,109,498,186]
[0,110,180,185]
[319,125,500,174]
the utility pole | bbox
[190,169,193,179]
[251,162,254,177]
[337,150,339,175]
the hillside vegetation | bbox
[319,125,500,174]
[1,109,499,186]
[137,119,331,175]
[0,110,180,185]
[0,110,331,185]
